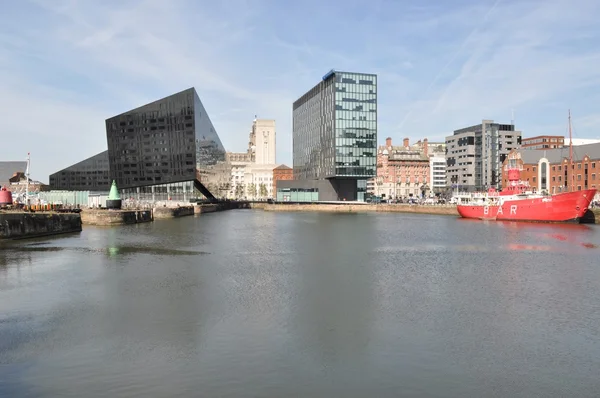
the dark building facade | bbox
[105,88,225,201]
[49,151,110,191]
[288,70,377,201]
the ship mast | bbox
[26,152,30,206]
[568,110,573,192]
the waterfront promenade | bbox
[251,202,600,223]
[255,202,459,216]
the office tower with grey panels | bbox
[282,70,377,202]
[445,120,522,191]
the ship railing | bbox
[504,165,523,171]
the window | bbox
[540,162,547,190]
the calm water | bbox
[1,210,600,397]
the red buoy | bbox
[0,186,13,205]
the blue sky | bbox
[2,0,600,182]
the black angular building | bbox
[105,88,225,201]
[49,151,110,191]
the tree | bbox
[259,183,268,199]
[247,183,257,199]
[218,182,231,198]
[235,183,245,199]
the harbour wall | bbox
[81,209,153,226]
[0,212,82,240]
[153,206,195,220]
[194,204,219,215]
[256,203,600,223]
[586,209,600,224]
[81,204,226,225]
[258,203,459,216]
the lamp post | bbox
[420,183,429,199]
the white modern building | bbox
[429,156,446,193]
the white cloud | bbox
[397,0,600,141]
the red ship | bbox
[457,111,597,223]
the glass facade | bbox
[293,76,336,179]
[49,150,110,191]
[276,187,319,202]
[292,70,377,201]
[334,72,377,177]
[121,180,195,202]
[105,88,225,197]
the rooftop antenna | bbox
[511,108,515,125]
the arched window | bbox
[541,162,547,190]
[538,159,549,193]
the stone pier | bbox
[153,206,195,219]
[194,204,219,215]
[260,203,460,216]
[81,209,153,226]
[0,212,82,240]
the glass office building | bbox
[49,150,110,191]
[105,88,225,201]
[291,70,377,201]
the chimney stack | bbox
[423,138,429,157]
[403,137,409,148]
[386,137,392,148]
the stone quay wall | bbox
[260,203,459,216]
[81,209,153,226]
[0,212,82,240]
[153,206,195,219]
[194,204,219,215]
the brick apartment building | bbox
[521,135,564,150]
[272,164,293,193]
[371,137,431,199]
[501,142,600,194]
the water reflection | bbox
[295,213,375,367]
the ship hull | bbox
[457,189,597,223]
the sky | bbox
[1,0,600,183]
